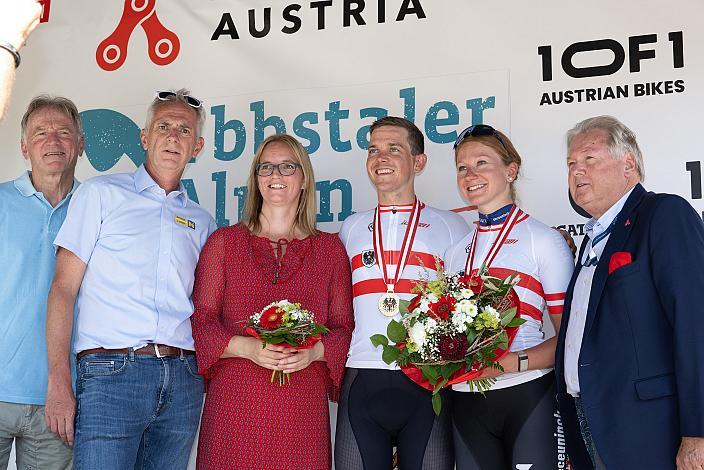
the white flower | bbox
[460,288,474,299]
[420,298,431,312]
[459,299,478,318]
[409,322,427,348]
[483,305,500,320]
[425,317,438,332]
[451,311,468,333]
[426,293,439,303]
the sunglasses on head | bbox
[155,91,203,109]
[453,124,510,154]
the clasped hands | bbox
[244,337,324,373]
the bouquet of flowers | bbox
[245,300,328,385]
[370,264,524,414]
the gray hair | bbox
[21,95,83,141]
[566,115,645,182]
[145,88,205,137]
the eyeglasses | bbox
[255,162,302,177]
[453,124,510,155]
[155,91,203,109]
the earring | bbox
[507,177,514,182]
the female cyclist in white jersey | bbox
[443,124,575,470]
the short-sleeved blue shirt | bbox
[54,165,217,353]
[0,171,78,405]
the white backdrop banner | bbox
[6,0,703,234]
[4,1,703,467]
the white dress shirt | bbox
[54,165,217,353]
[564,188,634,396]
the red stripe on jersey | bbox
[351,251,440,271]
[547,304,564,315]
[520,302,544,321]
[484,267,545,298]
[544,292,565,301]
[353,279,419,297]
[451,205,478,213]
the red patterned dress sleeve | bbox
[191,227,232,379]
[321,234,354,401]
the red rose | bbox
[407,294,422,313]
[259,306,284,329]
[438,334,468,361]
[429,295,456,321]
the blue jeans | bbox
[73,352,204,470]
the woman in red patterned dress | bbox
[191,134,354,469]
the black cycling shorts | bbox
[334,368,454,470]
[452,372,568,470]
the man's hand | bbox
[1,0,42,50]
[45,377,76,446]
[45,249,86,447]
[676,436,704,469]
[555,227,577,258]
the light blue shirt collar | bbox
[585,186,636,239]
[133,164,188,207]
[14,171,79,199]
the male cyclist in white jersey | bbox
[334,116,469,470]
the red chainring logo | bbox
[96,0,180,71]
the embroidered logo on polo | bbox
[97,0,181,71]
[175,215,195,230]
[361,250,376,268]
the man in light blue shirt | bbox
[0,95,82,470]
[45,89,216,470]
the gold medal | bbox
[373,199,423,318]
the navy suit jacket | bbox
[555,184,704,469]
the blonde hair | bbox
[241,134,318,236]
[455,128,522,201]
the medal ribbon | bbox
[373,199,422,293]
[464,205,523,277]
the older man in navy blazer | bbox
[555,116,704,469]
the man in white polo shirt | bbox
[45,89,216,470]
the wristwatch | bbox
[517,350,529,372]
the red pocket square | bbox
[609,251,633,274]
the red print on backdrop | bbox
[96,0,180,71]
